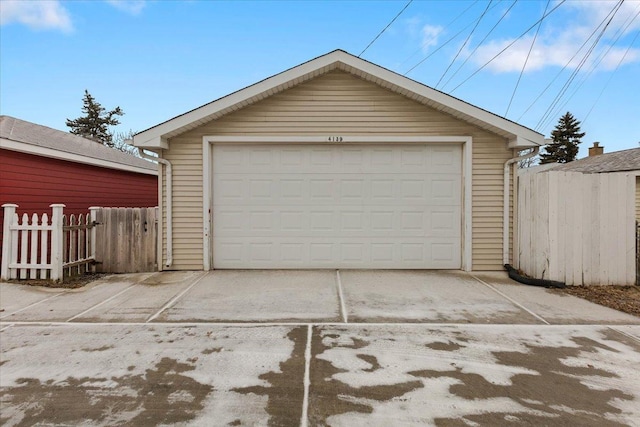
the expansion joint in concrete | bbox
[336,270,348,323]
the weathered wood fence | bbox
[516,171,636,286]
[93,207,157,273]
[1,205,158,282]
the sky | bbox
[1,0,639,158]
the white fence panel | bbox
[2,205,158,281]
[1,204,96,282]
[517,171,635,286]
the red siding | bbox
[0,149,158,261]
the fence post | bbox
[1,204,18,281]
[89,207,100,273]
[50,204,65,282]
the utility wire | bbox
[435,0,493,89]
[359,0,413,57]
[505,0,550,118]
[441,0,518,91]
[400,0,479,67]
[515,4,616,122]
[450,0,566,93]
[404,0,501,75]
[583,27,640,125]
[535,0,624,131]
[536,0,623,130]
[548,8,640,125]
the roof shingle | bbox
[0,115,156,172]
[550,147,640,173]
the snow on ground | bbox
[0,324,299,426]
[311,324,640,426]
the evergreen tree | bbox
[539,112,586,164]
[65,90,124,145]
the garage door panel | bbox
[214,237,461,269]
[213,174,461,207]
[213,145,462,175]
[213,205,461,238]
[213,143,462,269]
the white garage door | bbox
[212,143,462,269]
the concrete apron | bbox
[1,269,639,325]
[1,270,640,426]
[1,323,639,426]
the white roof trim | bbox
[134,50,544,149]
[1,138,158,175]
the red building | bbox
[0,115,158,260]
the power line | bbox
[399,0,479,68]
[583,26,640,125]
[535,0,624,131]
[548,7,640,126]
[404,1,501,76]
[359,0,413,58]
[505,0,550,118]
[435,0,493,89]
[515,3,618,122]
[440,0,518,91]
[536,0,623,130]
[449,0,566,93]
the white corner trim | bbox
[462,136,473,271]
[201,135,473,271]
[202,138,212,270]
[0,138,157,176]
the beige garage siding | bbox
[163,70,513,270]
[159,138,204,270]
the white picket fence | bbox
[1,204,98,282]
[516,171,636,286]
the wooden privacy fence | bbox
[93,207,157,273]
[1,204,98,282]
[1,205,158,282]
[516,171,636,286]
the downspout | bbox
[503,146,539,265]
[138,148,173,268]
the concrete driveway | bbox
[1,270,639,426]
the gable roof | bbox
[0,115,157,175]
[550,147,640,173]
[134,50,544,150]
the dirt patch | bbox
[412,335,637,426]
[426,341,465,351]
[6,273,108,289]
[232,326,307,426]
[554,285,640,317]
[308,327,423,425]
[201,347,223,355]
[0,357,213,426]
[81,345,114,352]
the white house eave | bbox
[133,135,169,150]
[135,50,544,146]
[0,137,158,175]
[508,136,544,149]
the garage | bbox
[212,142,462,269]
[134,50,545,272]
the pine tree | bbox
[65,90,124,145]
[539,112,586,164]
